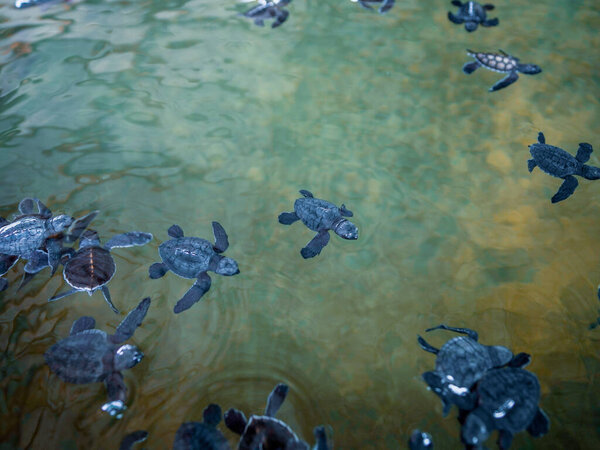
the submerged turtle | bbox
[417,324,529,416]
[409,429,433,450]
[242,0,292,28]
[448,1,498,32]
[352,0,395,14]
[224,383,330,450]
[278,190,358,259]
[119,431,149,450]
[461,366,550,449]
[49,229,153,313]
[463,49,541,92]
[174,403,231,450]
[528,132,599,203]
[149,223,239,314]
[44,297,150,419]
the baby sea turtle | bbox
[417,324,528,416]
[149,223,239,314]
[278,190,358,259]
[463,49,541,92]
[242,0,291,28]
[174,403,231,450]
[409,429,433,450]
[448,1,498,32]
[119,431,149,450]
[461,367,550,449]
[528,132,599,203]
[352,0,395,14]
[44,297,151,419]
[49,229,153,314]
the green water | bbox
[1,0,599,448]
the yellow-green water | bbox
[1,0,599,448]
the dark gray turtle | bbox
[44,297,151,419]
[224,383,330,450]
[242,0,291,28]
[352,0,395,14]
[120,430,149,450]
[463,49,541,92]
[278,190,358,259]
[49,229,153,314]
[174,403,231,450]
[417,325,529,416]
[528,132,599,203]
[461,366,550,449]
[408,429,433,449]
[448,1,498,32]
[149,223,239,314]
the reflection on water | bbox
[1,0,599,448]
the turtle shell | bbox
[238,415,302,450]
[434,336,512,390]
[470,52,517,73]
[476,367,541,433]
[294,197,341,232]
[64,246,116,290]
[44,330,111,383]
[159,237,214,279]
[0,215,47,256]
[529,143,580,178]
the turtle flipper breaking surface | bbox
[173,272,212,314]
[551,175,578,203]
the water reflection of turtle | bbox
[448,1,498,32]
[44,297,151,419]
[528,132,599,203]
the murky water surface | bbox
[1,0,599,448]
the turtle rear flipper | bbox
[149,262,169,279]
[527,159,537,172]
[482,18,499,27]
[272,9,289,28]
[448,11,464,24]
[224,408,248,435]
[483,3,495,10]
[23,249,49,274]
[212,221,229,253]
[379,0,394,14]
[489,71,519,92]
[527,408,550,437]
[278,211,299,225]
[70,316,96,335]
[508,352,531,368]
[463,60,480,74]
[105,231,153,250]
[265,383,289,417]
[112,297,151,343]
[299,189,314,198]
[575,142,593,163]
[174,272,211,314]
[300,230,330,259]
[339,204,353,217]
[119,430,148,450]
[551,175,578,203]
[537,132,546,144]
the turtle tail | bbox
[582,164,600,180]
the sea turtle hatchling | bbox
[49,229,153,314]
[463,49,541,92]
[174,403,231,450]
[224,383,330,450]
[44,297,151,419]
[351,0,395,14]
[417,324,529,416]
[278,190,358,259]
[448,1,498,32]
[149,223,239,314]
[461,366,550,449]
[241,0,292,28]
[528,132,599,203]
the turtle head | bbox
[215,257,240,276]
[517,63,542,74]
[48,215,74,234]
[333,219,358,240]
[464,21,478,32]
[114,344,144,371]
[79,229,101,249]
[461,408,493,447]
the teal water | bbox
[1,0,599,448]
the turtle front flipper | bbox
[314,426,329,450]
[537,132,545,144]
[102,372,127,419]
[272,9,289,28]
[224,408,248,435]
[212,221,229,253]
[70,316,96,335]
[482,17,499,27]
[45,238,63,275]
[527,159,537,172]
[36,199,53,219]
[48,287,79,303]
[379,0,394,14]
[483,3,495,9]
[105,231,153,250]
[174,272,212,314]
[447,11,464,24]
[299,189,314,198]
[101,285,120,314]
[65,210,99,244]
[357,0,374,10]
[18,198,36,215]
[425,324,479,341]
[339,204,353,217]
[119,430,148,450]
[417,335,439,354]
[149,262,169,279]
[489,71,519,92]
[112,297,151,343]
[462,60,481,74]
[300,230,330,259]
[508,352,531,368]
[527,408,550,437]
[278,211,299,225]
[203,403,223,428]
[451,0,464,6]
[265,383,288,417]
[23,249,48,274]
[551,175,578,203]
[575,142,593,163]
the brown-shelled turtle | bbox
[461,365,550,449]
[462,49,541,92]
[44,297,151,419]
[224,383,330,449]
[242,0,292,28]
[149,223,239,314]
[119,431,149,450]
[417,324,529,416]
[409,429,433,449]
[352,0,395,14]
[448,1,498,32]
[174,403,231,450]
[49,229,153,313]
[278,190,358,259]
[528,132,599,203]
